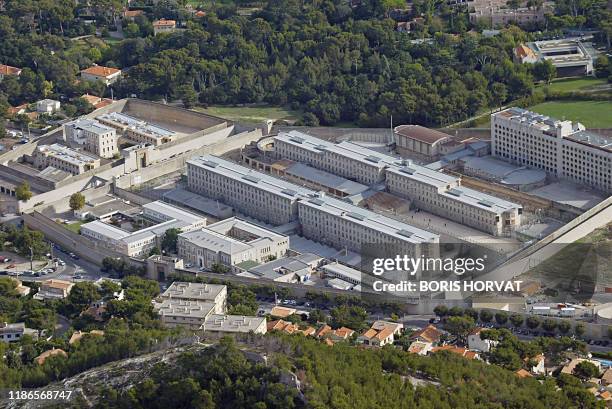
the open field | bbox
[538,77,609,93]
[198,105,302,124]
[527,100,612,128]
[62,220,85,234]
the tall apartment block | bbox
[492,107,611,194]
[187,155,312,225]
[186,155,439,254]
[273,131,522,236]
[298,192,439,256]
[275,132,387,185]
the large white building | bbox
[298,192,438,255]
[97,112,177,146]
[155,282,266,335]
[178,217,290,270]
[186,155,312,225]
[33,144,101,175]
[492,107,612,194]
[274,131,522,236]
[80,201,207,257]
[274,132,388,185]
[186,155,440,253]
[64,119,118,159]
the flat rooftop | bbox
[278,131,520,213]
[66,118,115,135]
[37,144,99,166]
[566,131,612,152]
[161,281,225,302]
[188,155,314,199]
[203,314,266,333]
[162,188,232,219]
[157,299,215,319]
[321,262,362,283]
[179,218,286,254]
[247,253,321,280]
[461,155,547,186]
[278,161,369,196]
[300,193,439,244]
[98,112,176,139]
[529,181,606,210]
[143,201,204,225]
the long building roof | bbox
[299,192,439,243]
[189,154,440,244]
[187,155,314,199]
[276,131,520,213]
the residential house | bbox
[527,354,546,375]
[36,99,61,114]
[153,19,177,35]
[0,322,37,342]
[357,326,396,347]
[34,279,74,300]
[7,104,28,117]
[35,348,67,365]
[270,306,297,318]
[601,368,612,386]
[371,320,403,337]
[315,324,333,339]
[81,65,122,86]
[80,300,107,322]
[561,358,602,376]
[408,341,433,355]
[80,94,113,110]
[515,369,533,378]
[329,327,355,342]
[123,9,144,20]
[0,64,22,80]
[431,345,479,360]
[514,44,538,64]
[467,328,499,352]
[410,324,442,345]
[267,319,301,334]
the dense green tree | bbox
[479,309,493,323]
[69,192,86,211]
[573,361,600,381]
[15,181,33,201]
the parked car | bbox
[0,256,11,263]
[185,263,193,268]
[73,274,83,279]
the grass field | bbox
[527,100,612,128]
[199,105,302,124]
[538,77,609,93]
[62,221,85,234]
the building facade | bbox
[274,131,522,236]
[492,107,611,194]
[80,201,207,257]
[33,144,100,175]
[274,131,387,185]
[177,217,290,270]
[96,112,177,146]
[80,66,122,85]
[64,119,118,159]
[393,125,451,159]
[186,155,312,225]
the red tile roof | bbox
[81,66,121,78]
[515,369,533,378]
[0,64,22,76]
[153,18,176,27]
[410,325,442,343]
